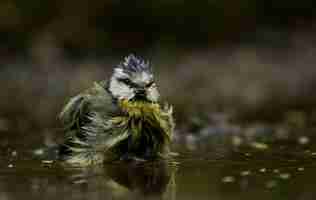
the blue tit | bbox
[58,54,175,166]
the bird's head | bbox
[108,54,159,102]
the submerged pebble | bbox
[304,149,311,153]
[297,167,304,171]
[41,160,54,165]
[72,179,88,185]
[298,136,309,145]
[8,164,13,168]
[232,136,243,147]
[259,168,267,173]
[275,126,289,139]
[33,149,44,156]
[11,151,17,157]
[185,134,197,150]
[250,142,269,150]
[245,153,251,157]
[240,170,251,176]
[273,169,280,173]
[222,176,235,183]
[265,180,278,189]
[0,118,10,131]
[279,173,291,179]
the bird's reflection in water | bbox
[65,160,177,200]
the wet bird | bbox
[58,55,174,166]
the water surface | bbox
[1,130,316,200]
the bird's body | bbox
[58,55,174,166]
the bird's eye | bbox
[146,81,154,88]
[119,78,132,85]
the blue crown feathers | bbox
[119,54,151,73]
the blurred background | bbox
[0,0,316,146]
[2,1,316,200]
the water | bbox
[1,131,316,200]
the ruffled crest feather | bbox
[118,54,151,74]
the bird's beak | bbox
[135,88,146,96]
[134,88,148,101]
